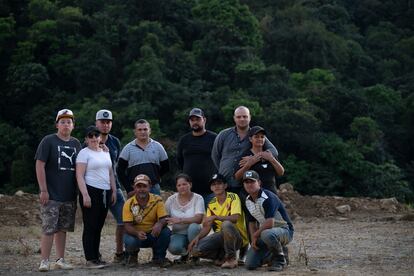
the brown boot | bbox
[221,258,238,269]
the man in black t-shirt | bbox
[176,108,217,200]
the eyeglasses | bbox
[87,133,100,138]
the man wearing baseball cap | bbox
[35,109,81,271]
[122,174,171,267]
[176,107,217,200]
[95,109,126,263]
[188,173,248,269]
[242,170,294,272]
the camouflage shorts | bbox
[40,200,76,235]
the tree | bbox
[74,40,116,96]
[263,4,349,72]
[4,63,50,122]
[192,0,263,86]
[28,0,57,22]
[0,121,29,191]
[264,98,322,158]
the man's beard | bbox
[137,192,148,199]
[191,125,203,132]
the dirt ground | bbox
[1,186,413,275]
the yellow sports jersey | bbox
[123,193,168,233]
[207,192,249,246]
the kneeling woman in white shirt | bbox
[165,173,204,263]
[76,126,116,268]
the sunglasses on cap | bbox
[87,133,100,138]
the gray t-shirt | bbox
[35,134,81,202]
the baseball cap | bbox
[188,108,204,118]
[242,170,260,182]
[133,174,151,186]
[96,109,113,120]
[85,125,100,136]
[248,126,267,137]
[209,173,226,185]
[55,109,74,122]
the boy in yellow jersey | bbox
[188,173,248,269]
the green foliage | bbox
[221,90,263,125]
[0,122,29,180]
[5,63,50,120]
[10,145,35,189]
[0,0,413,202]
[28,0,57,21]
[193,0,263,49]
[11,42,36,65]
[264,98,322,157]
[290,68,335,92]
[6,63,49,95]
[263,4,349,72]
[350,116,383,149]
[0,16,15,51]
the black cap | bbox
[85,125,100,136]
[248,126,267,137]
[209,173,226,185]
[242,170,260,182]
[189,108,204,118]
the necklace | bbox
[131,201,146,223]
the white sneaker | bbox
[38,259,50,272]
[55,258,73,270]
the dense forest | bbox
[0,0,413,202]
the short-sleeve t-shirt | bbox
[245,189,294,233]
[207,192,249,246]
[123,193,168,233]
[76,147,112,190]
[165,192,205,234]
[119,138,168,185]
[34,134,81,202]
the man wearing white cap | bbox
[95,109,126,263]
[35,109,81,272]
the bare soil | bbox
[0,187,413,275]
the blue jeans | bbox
[168,223,201,256]
[124,227,171,260]
[150,183,161,195]
[245,227,292,269]
[109,188,125,225]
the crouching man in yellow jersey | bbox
[188,173,248,269]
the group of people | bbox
[35,106,294,272]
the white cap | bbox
[96,109,113,120]
[55,109,74,122]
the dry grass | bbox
[0,225,41,240]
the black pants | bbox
[79,185,111,261]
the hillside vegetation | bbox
[0,0,413,201]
